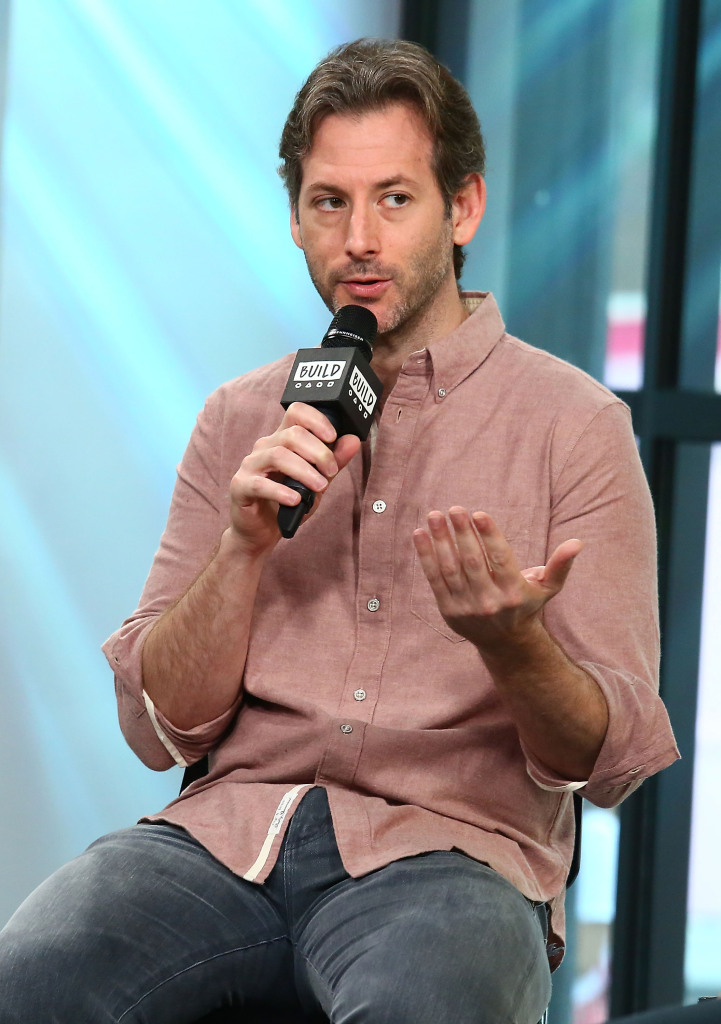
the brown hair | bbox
[278,38,485,280]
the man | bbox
[0,38,678,1024]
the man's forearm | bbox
[413,507,610,781]
[478,618,609,781]
[142,527,268,731]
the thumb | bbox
[543,539,582,594]
[334,434,362,471]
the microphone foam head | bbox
[322,305,378,360]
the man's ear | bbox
[290,206,304,250]
[452,174,486,247]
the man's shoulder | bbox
[216,352,297,400]
[461,293,623,419]
[497,332,625,418]
[200,353,296,417]
[188,354,297,446]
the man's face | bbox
[290,103,456,336]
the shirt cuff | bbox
[143,691,190,768]
[142,689,242,767]
[522,742,588,792]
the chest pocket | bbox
[410,505,535,642]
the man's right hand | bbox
[227,401,362,556]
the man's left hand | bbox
[412,506,581,654]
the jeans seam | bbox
[115,934,288,1022]
[283,825,335,933]
[295,947,335,1024]
[508,922,551,1022]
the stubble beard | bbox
[304,220,456,340]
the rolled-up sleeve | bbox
[527,400,679,806]
[102,386,240,770]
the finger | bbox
[412,527,448,598]
[273,423,341,479]
[471,511,520,581]
[542,539,582,593]
[333,434,362,471]
[412,526,434,563]
[231,470,305,510]
[520,543,582,589]
[521,566,546,584]
[254,420,341,482]
[243,447,329,500]
[425,511,469,594]
[281,402,337,444]
[447,507,494,583]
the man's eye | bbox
[316,197,344,211]
[383,194,410,208]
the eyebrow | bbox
[304,175,420,195]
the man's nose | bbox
[345,207,380,259]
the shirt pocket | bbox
[410,505,535,642]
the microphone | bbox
[277,304,382,539]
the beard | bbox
[303,218,455,338]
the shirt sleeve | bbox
[101,386,241,770]
[530,399,679,807]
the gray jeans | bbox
[0,787,551,1023]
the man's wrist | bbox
[473,615,551,673]
[218,523,274,566]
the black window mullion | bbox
[611,0,706,1014]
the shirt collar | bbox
[426,291,506,396]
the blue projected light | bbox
[0,0,400,927]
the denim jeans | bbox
[0,787,551,1023]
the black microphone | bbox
[277,304,382,539]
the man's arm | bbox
[142,402,361,731]
[413,506,608,781]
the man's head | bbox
[279,38,485,283]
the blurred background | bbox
[0,2,719,1020]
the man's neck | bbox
[370,285,469,402]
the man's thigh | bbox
[295,851,551,1024]
[0,824,294,1024]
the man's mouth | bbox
[339,278,392,299]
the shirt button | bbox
[367,598,380,612]
[354,689,367,701]
[340,723,353,734]
[372,500,386,514]
[437,387,447,398]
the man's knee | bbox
[0,826,183,1020]
[301,853,552,1024]
[327,936,550,1024]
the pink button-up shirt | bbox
[103,294,678,964]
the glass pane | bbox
[464,0,661,390]
[678,0,721,394]
[604,0,662,392]
[685,442,721,1000]
[716,266,721,393]
[572,807,620,1024]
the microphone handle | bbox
[277,480,315,539]
[277,406,342,539]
